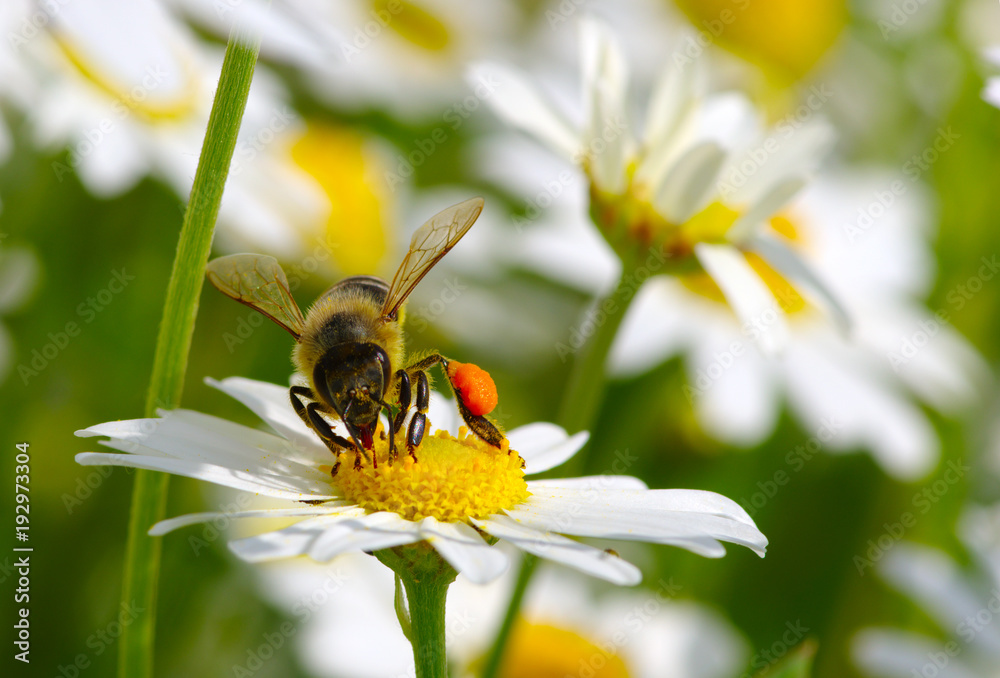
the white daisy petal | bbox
[694,243,789,354]
[727,176,807,243]
[509,424,588,475]
[206,376,327,459]
[508,487,766,557]
[475,514,642,585]
[75,452,335,501]
[643,48,702,158]
[528,476,649,491]
[419,518,510,584]
[469,62,580,161]
[308,513,424,562]
[149,505,352,536]
[77,411,330,483]
[229,512,368,562]
[653,141,726,223]
[854,629,977,678]
[749,234,852,334]
[580,15,629,193]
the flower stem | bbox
[117,24,261,678]
[557,270,631,473]
[376,546,457,678]
[483,270,635,678]
[479,554,537,678]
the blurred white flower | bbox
[472,16,844,357]
[77,376,766,586]
[468,115,984,479]
[255,554,748,678]
[0,246,40,384]
[982,47,1000,110]
[854,504,1000,677]
[5,0,332,259]
[167,0,520,119]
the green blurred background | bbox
[3,0,1000,677]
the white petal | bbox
[529,476,648,491]
[475,515,641,585]
[0,247,39,313]
[77,411,330,484]
[206,377,327,460]
[694,243,788,354]
[643,50,702,156]
[308,513,424,562]
[652,141,726,223]
[853,629,976,678]
[507,487,766,558]
[419,518,509,585]
[75,452,336,501]
[579,16,630,193]
[149,505,352,536]
[469,62,580,161]
[749,234,852,334]
[727,176,807,243]
[229,511,370,562]
[508,424,588,475]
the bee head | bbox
[313,342,391,428]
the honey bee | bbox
[206,197,503,467]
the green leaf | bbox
[752,639,818,678]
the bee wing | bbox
[206,254,306,339]
[381,197,484,320]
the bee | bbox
[206,197,503,467]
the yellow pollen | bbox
[481,621,630,678]
[332,426,529,522]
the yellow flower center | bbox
[680,213,810,314]
[51,30,199,122]
[479,621,630,678]
[290,124,390,276]
[330,427,529,522]
[372,0,451,52]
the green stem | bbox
[376,546,457,678]
[557,271,631,474]
[118,24,261,678]
[482,269,636,678]
[479,554,537,678]
[401,574,451,678]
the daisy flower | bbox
[9,0,325,252]
[253,554,747,678]
[166,0,520,119]
[853,503,1000,677]
[471,16,844,355]
[75,376,766,586]
[466,95,983,479]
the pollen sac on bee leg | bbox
[446,361,498,417]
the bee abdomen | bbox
[319,275,389,307]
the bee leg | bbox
[394,370,412,436]
[405,354,505,449]
[405,371,429,459]
[290,387,350,453]
[337,414,375,468]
